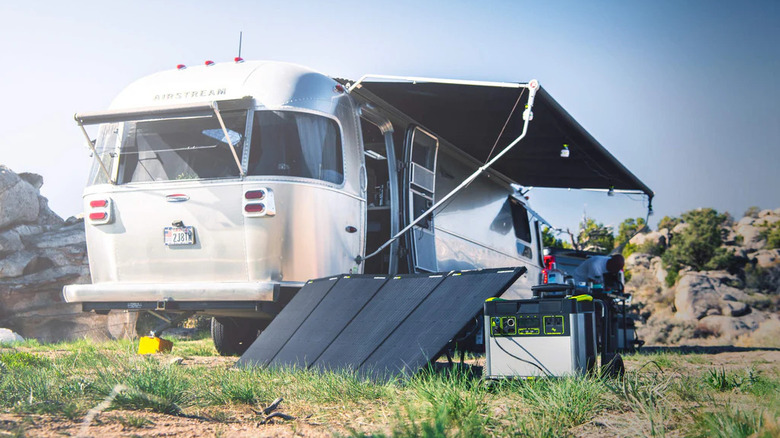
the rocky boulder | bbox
[673,271,748,320]
[0,165,136,342]
[0,327,24,343]
[0,166,40,229]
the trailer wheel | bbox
[602,353,625,379]
[211,318,262,356]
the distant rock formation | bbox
[626,209,780,347]
[0,165,136,342]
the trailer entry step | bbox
[236,267,526,381]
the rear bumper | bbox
[62,281,288,304]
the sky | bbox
[1,0,778,236]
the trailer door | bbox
[406,127,439,272]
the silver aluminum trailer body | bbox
[66,62,367,318]
[65,60,543,322]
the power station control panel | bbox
[487,299,579,337]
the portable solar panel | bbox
[359,268,525,381]
[237,267,527,381]
[269,275,387,369]
[311,273,446,372]
[236,276,339,368]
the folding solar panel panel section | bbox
[359,267,526,381]
[312,273,447,372]
[269,275,387,369]
[236,276,339,368]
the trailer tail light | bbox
[89,212,107,221]
[245,203,265,213]
[245,189,266,200]
[243,187,276,217]
[87,198,112,225]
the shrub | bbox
[578,217,614,253]
[758,221,780,249]
[616,217,647,249]
[661,209,738,282]
[744,206,761,218]
[658,215,681,231]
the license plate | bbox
[164,226,195,246]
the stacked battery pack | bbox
[484,297,597,378]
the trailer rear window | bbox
[247,111,343,185]
[95,111,249,184]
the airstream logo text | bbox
[154,89,227,101]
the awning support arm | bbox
[356,79,540,264]
[77,121,115,185]
[212,102,245,177]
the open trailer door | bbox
[405,126,440,273]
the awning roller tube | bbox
[74,98,255,125]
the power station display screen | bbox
[518,316,538,329]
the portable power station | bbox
[484,297,597,378]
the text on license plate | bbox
[164,226,195,246]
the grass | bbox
[0,340,777,437]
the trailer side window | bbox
[247,111,343,184]
[510,197,532,243]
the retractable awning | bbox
[351,80,653,199]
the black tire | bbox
[211,317,262,356]
[602,353,625,379]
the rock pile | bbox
[0,165,135,342]
[626,209,780,347]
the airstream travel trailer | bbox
[64,60,653,355]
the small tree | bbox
[744,206,761,219]
[661,208,737,286]
[541,226,569,249]
[615,217,647,249]
[572,217,614,253]
[657,215,681,231]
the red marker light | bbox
[244,203,265,213]
[205,60,215,66]
[176,64,186,70]
[89,200,108,208]
[89,212,107,221]
[234,57,244,63]
[245,189,266,200]
[334,84,345,93]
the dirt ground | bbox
[1,348,778,437]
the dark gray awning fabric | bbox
[356,82,653,198]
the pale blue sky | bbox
[1,1,778,234]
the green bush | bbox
[616,217,647,249]
[661,209,738,284]
[658,215,681,231]
[758,221,780,249]
[578,217,614,253]
[541,226,568,249]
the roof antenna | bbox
[234,31,245,63]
